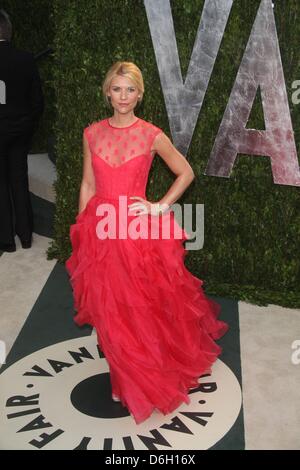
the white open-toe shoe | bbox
[112,394,121,402]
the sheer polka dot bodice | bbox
[83,117,163,199]
[84,117,162,168]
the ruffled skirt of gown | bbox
[65,195,229,424]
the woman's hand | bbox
[128,196,169,216]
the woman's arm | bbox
[78,133,96,214]
[152,132,195,208]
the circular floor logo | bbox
[0,336,242,450]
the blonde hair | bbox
[102,61,144,108]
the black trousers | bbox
[0,133,34,246]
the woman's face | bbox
[107,75,140,115]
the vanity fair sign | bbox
[0,336,242,450]
[144,0,300,186]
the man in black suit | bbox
[0,8,44,252]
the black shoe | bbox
[21,239,32,249]
[0,242,16,252]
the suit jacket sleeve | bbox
[28,55,44,128]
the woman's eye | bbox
[112,88,135,92]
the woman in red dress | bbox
[66,61,228,425]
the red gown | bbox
[65,116,228,424]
